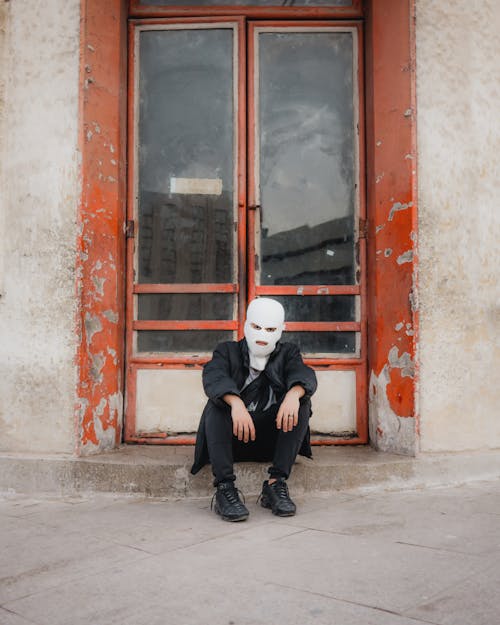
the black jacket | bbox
[191,339,317,474]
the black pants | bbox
[204,398,311,486]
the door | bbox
[125,18,367,444]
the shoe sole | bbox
[260,497,296,517]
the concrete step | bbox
[1,446,500,498]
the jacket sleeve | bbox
[202,342,241,407]
[284,343,317,398]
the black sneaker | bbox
[260,479,296,517]
[211,482,249,522]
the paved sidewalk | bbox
[1,480,499,625]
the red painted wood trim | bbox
[127,435,366,445]
[130,358,208,366]
[129,0,363,20]
[129,15,250,25]
[76,0,128,454]
[247,22,257,304]
[131,436,197,444]
[129,357,363,367]
[255,285,360,296]
[133,320,239,330]
[124,362,138,442]
[285,321,360,332]
[134,283,239,294]
[237,17,247,340]
[306,360,364,368]
[365,0,417,428]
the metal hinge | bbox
[125,220,135,239]
[359,218,368,239]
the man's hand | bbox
[223,395,256,443]
[276,385,305,432]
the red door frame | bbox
[124,16,367,445]
[76,0,417,455]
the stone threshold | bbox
[1,446,499,498]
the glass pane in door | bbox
[137,28,235,286]
[257,31,357,286]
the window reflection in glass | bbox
[284,331,356,354]
[138,294,234,320]
[258,32,356,285]
[138,28,235,284]
[272,295,356,322]
[137,330,234,353]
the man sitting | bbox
[191,297,317,521]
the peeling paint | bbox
[388,201,413,221]
[397,250,413,264]
[84,312,102,345]
[90,352,105,383]
[107,347,118,365]
[384,248,393,257]
[395,322,404,331]
[95,397,107,417]
[76,0,126,455]
[388,346,415,378]
[75,397,89,423]
[91,275,105,296]
[369,370,416,455]
[103,309,119,324]
[409,287,418,313]
[93,413,116,449]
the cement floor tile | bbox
[3,551,431,625]
[0,607,40,625]
[0,524,149,604]
[79,508,273,555]
[3,493,344,556]
[404,560,500,625]
[0,493,121,519]
[280,483,500,555]
[180,525,488,614]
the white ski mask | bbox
[244,298,285,371]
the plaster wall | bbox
[0,0,81,453]
[416,0,500,451]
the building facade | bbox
[0,0,499,460]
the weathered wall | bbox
[416,0,500,451]
[0,0,81,453]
